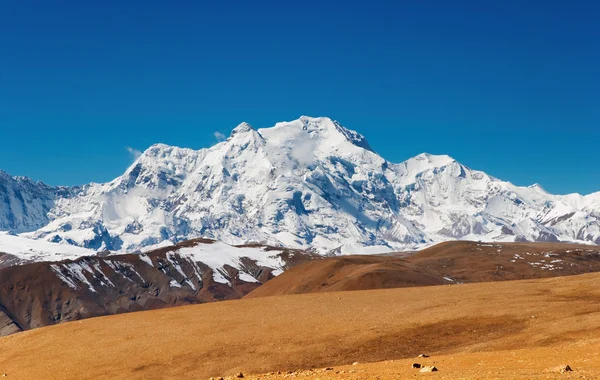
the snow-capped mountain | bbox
[2,116,600,257]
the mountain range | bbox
[1,116,599,260]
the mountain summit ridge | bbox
[1,116,599,255]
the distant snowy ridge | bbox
[0,231,96,268]
[1,116,599,261]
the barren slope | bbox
[2,271,600,379]
[247,241,600,297]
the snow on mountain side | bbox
[0,171,68,233]
[559,192,600,214]
[0,231,96,268]
[46,239,308,293]
[1,116,599,259]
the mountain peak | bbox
[410,153,456,166]
[395,153,459,184]
[146,142,171,150]
[231,122,254,135]
[277,116,375,153]
[297,115,333,125]
[139,143,197,159]
[528,183,548,194]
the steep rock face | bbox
[0,239,317,336]
[0,171,68,233]
[0,116,599,255]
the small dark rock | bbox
[412,363,422,369]
[547,364,572,373]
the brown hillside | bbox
[0,239,317,336]
[246,241,600,297]
[2,271,600,379]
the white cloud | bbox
[214,131,226,141]
[126,146,142,161]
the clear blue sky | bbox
[0,1,598,194]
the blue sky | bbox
[0,1,598,194]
